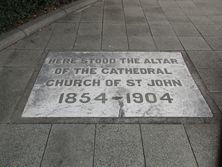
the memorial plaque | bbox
[22,52,212,117]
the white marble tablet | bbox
[22,52,212,117]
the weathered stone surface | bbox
[0,49,43,67]
[187,51,222,69]
[150,23,176,37]
[198,68,222,92]
[74,35,101,50]
[128,36,156,50]
[80,7,103,22]
[205,37,222,50]
[47,23,77,49]
[153,36,183,50]
[126,24,151,37]
[22,52,212,117]
[0,67,33,123]
[102,36,128,50]
[41,124,95,167]
[179,37,211,50]
[94,124,144,167]
[12,25,54,50]
[0,124,50,167]
[171,23,200,37]
[103,24,127,37]
[78,22,102,36]
[142,124,197,167]
[195,24,222,37]
[210,92,222,111]
[185,124,220,167]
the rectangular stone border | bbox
[9,51,221,124]
[0,0,97,51]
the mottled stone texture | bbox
[0,124,50,167]
[94,124,144,167]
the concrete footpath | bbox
[0,0,222,166]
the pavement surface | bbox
[0,0,222,166]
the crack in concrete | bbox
[118,100,125,117]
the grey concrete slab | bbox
[187,10,206,17]
[181,7,205,16]
[210,15,222,25]
[141,124,197,167]
[56,12,81,23]
[185,124,220,167]
[176,0,196,9]
[177,1,196,9]
[216,51,222,61]
[80,7,103,22]
[104,6,122,12]
[210,92,222,111]
[104,14,125,24]
[171,23,201,37]
[78,22,102,36]
[159,1,179,8]
[189,16,215,25]
[143,7,164,16]
[0,28,25,51]
[202,7,222,16]
[128,36,157,51]
[47,23,77,49]
[146,14,169,24]
[62,0,98,14]
[41,124,94,167]
[198,68,222,92]
[103,24,127,37]
[104,0,121,8]
[195,24,222,37]
[94,124,144,167]
[0,124,50,167]
[104,0,122,8]
[0,49,43,67]
[0,67,34,123]
[166,15,190,23]
[150,23,176,37]
[20,8,66,36]
[140,0,159,8]
[179,37,211,50]
[124,7,147,24]
[126,24,151,37]
[161,6,186,16]
[153,36,183,50]
[102,36,128,50]
[123,0,140,8]
[104,8,125,24]
[0,67,34,96]
[92,0,104,8]
[125,15,147,24]
[187,51,222,69]
[12,25,54,49]
[74,35,101,50]
[205,37,222,50]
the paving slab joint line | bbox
[39,124,52,167]
[0,0,97,51]
[183,125,200,167]
[92,124,97,167]
[139,124,147,167]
